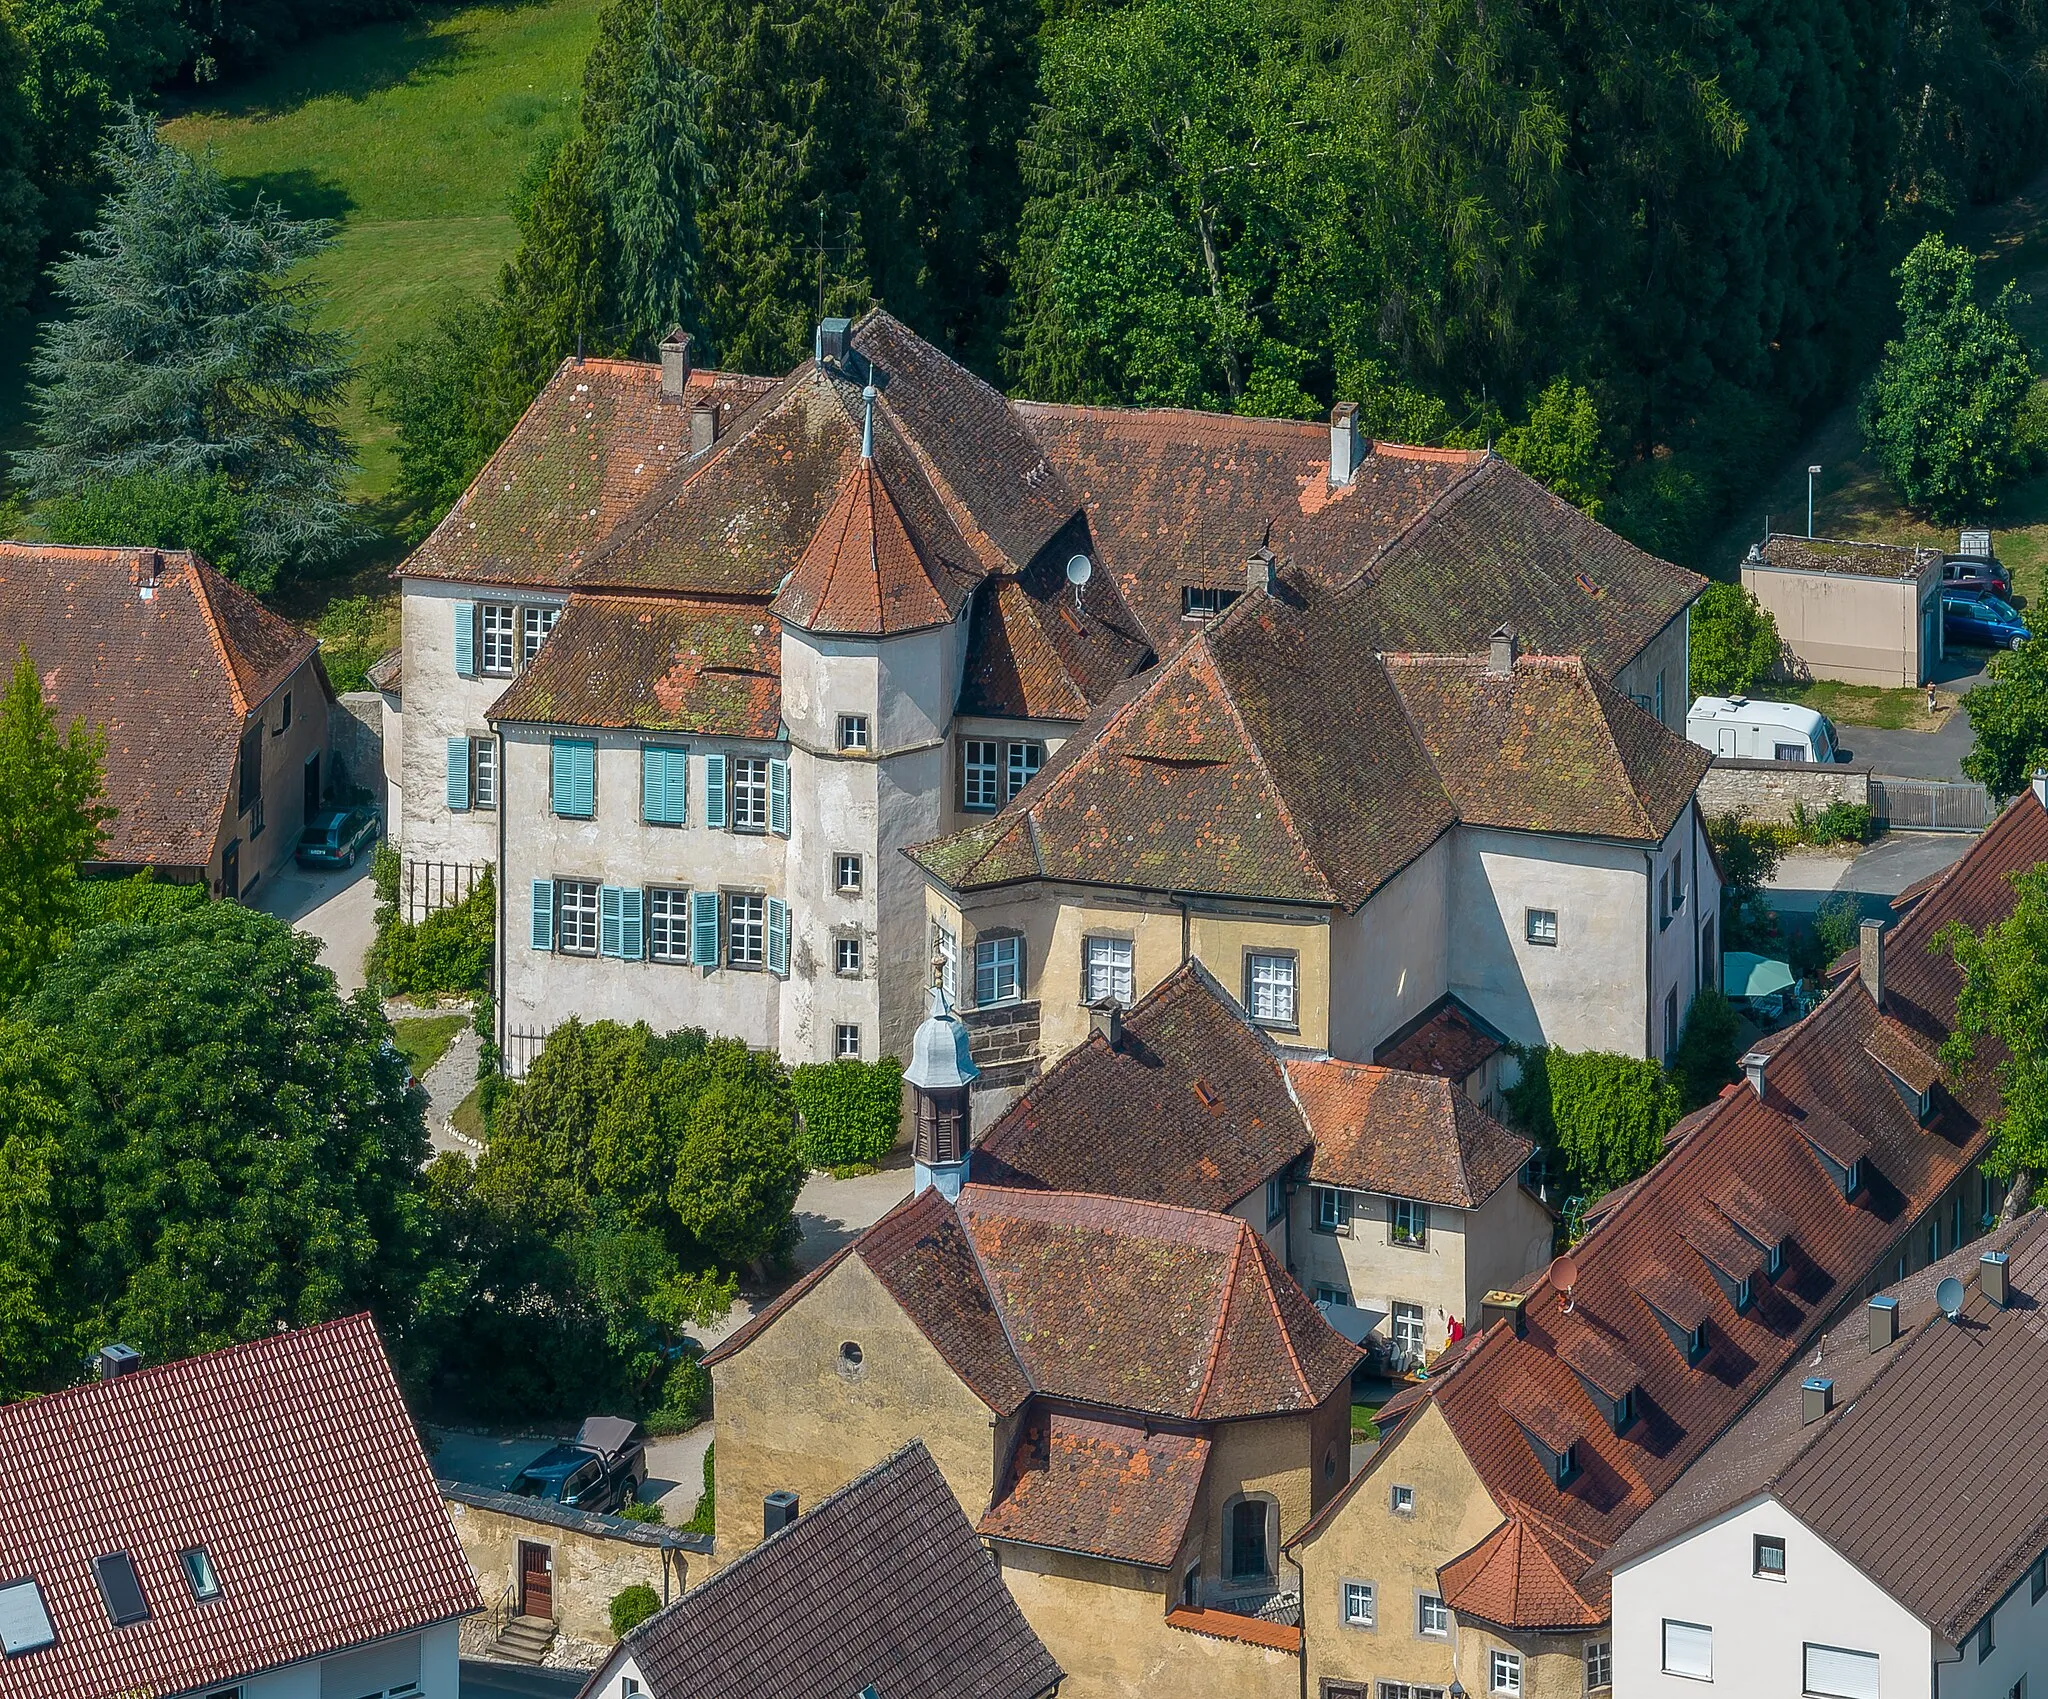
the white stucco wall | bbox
[239,1622,460,1699]
[1612,612,1692,736]
[1328,834,1451,1064]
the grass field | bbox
[391,1013,466,1077]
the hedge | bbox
[789,1056,903,1169]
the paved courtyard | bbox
[253,855,376,992]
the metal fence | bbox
[1869,777,1991,833]
[504,1027,550,1079]
[403,858,488,924]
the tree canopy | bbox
[1940,865,2048,1209]
[1506,1044,1682,1198]
[1690,583,1784,698]
[1963,637,2048,800]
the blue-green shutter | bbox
[767,897,789,975]
[530,880,554,950]
[600,885,624,957]
[553,739,597,818]
[642,746,687,825]
[446,738,471,811]
[619,888,644,960]
[703,754,727,828]
[690,890,721,965]
[768,758,790,836]
[453,602,476,677]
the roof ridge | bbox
[1335,452,1498,595]
[1250,1229,1311,1399]
[180,552,253,718]
[951,1193,1036,1419]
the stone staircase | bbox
[491,1615,558,1665]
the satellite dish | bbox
[1065,553,1093,588]
[1550,1254,1580,1313]
[1936,1276,1967,1321]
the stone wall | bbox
[962,999,1042,1090]
[331,691,387,815]
[1696,757,1870,826]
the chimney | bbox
[1981,1250,2011,1308]
[1480,1290,1526,1338]
[690,401,718,455]
[1859,918,1885,1009]
[659,327,692,398]
[1329,401,1361,487]
[98,1343,141,1380]
[1247,547,1277,597]
[763,1490,799,1536]
[1088,999,1122,1049]
[1740,1049,1770,1099]
[2033,768,2047,811]
[816,317,852,364]
[1867,1294,1898,1352]
[1801,1377,1834,1424]
[137,550,162,600]
[1487,624,1517,678]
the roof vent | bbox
[1487,624,1517,678]
[659,327,693,398]
[98,1343,141,1380]
[764,1490,799,1536]
[1859,917,1885,1010]
[1981,1250,2011,1308]
[816,317,852,365]
[1867,1294,1897,1352]
[1246,547,1277,598]
[1801,1377,1834,1424]
[1740,1049,1770,1099]
[1481,1290,1526,1338]
[1088,999,1122,1050]
[1329,401,1362,487]
[690,400,718,455]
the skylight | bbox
[0,1579,55,1656]
[92,1552,149,1627]
[180,1546,221,1602]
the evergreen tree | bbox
[1496,380,1611,515]
[15,108,358,592]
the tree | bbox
[1962,638,2048,801]
[1690,582,1783,697]
[1938,865,2048,1215]
[15,108,358,592]
[369,295,520,528]
[0,8,44,310]
[39,472,253,581]
[1496,380,1611,516]
[1861,234,2035,521]
[0,1021,73,1393]
[1706,810,1787,953]
[0,650,113,1003]
[1669,987,1740,1112]
[1505,1046,1681,1197]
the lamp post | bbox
[1807,465,1822,538]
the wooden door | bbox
[518,1540,553,1619]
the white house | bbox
[1608,1217,2048,1699]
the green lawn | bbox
[391,1013,466,1077]
[1771,677,1956,732]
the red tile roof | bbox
[0,544,317,869]
[1289,1058,1533,1208]
[1164,1605,1304,1652]
[0,1315,478,1699]
[771,451,959,637]
[979,1412,1210,1567]
[1372,997,1506,1082]
[1438,1500,1609,1631]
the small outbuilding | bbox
[1741,533,1944,687]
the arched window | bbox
[1223,1494,1278,1583]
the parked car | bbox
[1942,554,2011,594]
[1943,592,2032,650]
[506,1417,648,1515]
[1687,696,1840,764]
[295,805,379,868]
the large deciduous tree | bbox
[1690,583,1783,698]
[1963,638,2048,801]
[1939,865,2048,1216]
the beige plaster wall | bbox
[216,654,329,899]
[1611,612,1691,735]
[1742,561,1937,688]
[1453,1626,1607,1699]
[1328,837,1451,1063]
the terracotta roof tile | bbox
[1865,1014,1942,1097]
[770,454,958,636]
[1289,1059,1532,1208]
[1710,1177,1792,1253]
[1678,1208,1766,1284]
[1553,1324,1640,1403]
[1372,997,1507,1082]
[1164,1605,1303,1651]
[980,1413,1210,1567]
[1439,1503,1609,1631]
[0,1315,478,1699]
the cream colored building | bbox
[1742,533,1945,687]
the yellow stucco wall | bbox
[1451,1624,1606,1699]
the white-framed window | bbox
[1804,1644,1879,1699]
[836,854,863,894]
[522,603,560,663]
[471,736,497,809]
[1491,1650,1522,1695]
[963,739,1001,810]
[728,893,766,967]
[649,888,690,962]
[1183,584,1239,620]
[1526,908,1559,946]
[838,713,869,751]
[1390,1484,1415,1516]
[556,880,600,955]
[1418,1593,1449,1637]
[835,1024,861,1059]
[1585,1638,1612,1691]
[1315,1186,1353,1234]
[480,602,518,674]
[974,934,1021,1006]
[933,922,959,1000]
[1343,1579,1375,1627]
[1084,935,1134,1006]
[1007,740,1043,800]
[180,1547,220,1601]
[1392,1302,1425,1361]
[731,757,769,830]
[836,936,863,976]
[1390,1197,1428,1247]
[1246,952,1298,1027]
[1662,1619,1712,1680]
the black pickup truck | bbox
[506,1417,649,1515]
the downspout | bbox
[1178,894,1191,967]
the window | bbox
[472,737,497,809]
[1343,1580,1376,1627]
[963,739,1001,811]
[1686,1322,1707,1361]
[1655,671,1666,721]
[1317,1283,1352,1306]
[1804,1644,1879,1699]
[838,714,870,751]
[481,602,518,674]
[1084,936,1134,1006]
[1228,1498,1271,1581]
[1246,952,1298,1027]
[1390,1197,1429,1247]
[1182,1565,1202,1608]
[1585,1639,1612,1691]
[1612,1386,1637,1432]
[1664,987,1680,1061]
[1526,908,1559,946]
[623,1681,642,1699]
[1734,1275,1752,1312]
[1775,741,1807,763]
[836,936,863,976]
[1929,1218,1941,1263]
[1662,1620,1711,1680]
[1491,1650,1522,1695]
[522,603,560,663]
[2011,1681,2026,1699]
[1380,1687,1447,1699]
[641,745,688,825]
[278,692,291,734]
[933,922,959,1000]
[180,1547,221,1601]
[1392,1302,1425,1363]
[1266,1176,1287,1228]
[238,721,263,816]
[1183,584,1240,620]
[1417,1594,1449,1638]
[731,757,769,830]
[556,881,600,955]
[728,893,766,967]
[2031,1556,2045,1603]
[649,888,690,962]
[1670,854,1686,913]
[1315,1187,1354,1234]
[92,1553,149,1626]
[1551,1442,1578,1487]
[1767,1242,1785,1277]
[836,854,863,894]
[835,1024,861,1060]
[974,934,1021,1006]
[1980,1618,1995,1661]
[1842,1158,1863,1198]
[551,738,596,818]
[1751,1533,1786,1579]
[1007,740,1043,800]
[1390,1484,1415,1516]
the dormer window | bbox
[1842,1158,1864,1199]
[1612,1386,1637,1431]
[1734,1276,1752,1312]
[1183,585,1239,620]
[1766,1243,1784,1276]
[180,1546,221,1601]
[1686,1323,1707,1362]
[1552,1442,1578,1487]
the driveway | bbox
[1829,653,1992,781]
[253,856,376,992]
[461,1662,586,1699]
[1762,832,1976,931]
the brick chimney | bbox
[1859,917,1884,1009]
[659,327,692,398]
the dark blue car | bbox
[1943,593,2031,650]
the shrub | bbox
[368,867,494,998]
[645,1352,710,1435]
[1813,892,1862,965]
[1507,1046,1682,1197]
[619,1500,666,1524]
[1669,988,1741,1111]
[1792,799,1872,847]
[683,1443,715,1536]
[1689,582,1781,697]
[788,1056,903,1169]
[313,595,386,694]
[74,870,208,930]
[609,1583,660,1636]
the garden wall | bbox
[330,691,387,815]
[1696,757,1870,826]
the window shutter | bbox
[703,753,727,828]
[642,747,663,824]
[553,740,597,818]
[445,738,471,811]
[768,758,790,835]
[551,740,572,815]
[600,885,624,957]
[619,888,644,960]
[530,880,554,950]
[453,601,476,677]
[767,897,789,975]
[690,890,721,965]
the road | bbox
[1827,652,1992,781]
[461,1662,586,1699]
[1762,831,1975,935]
[253,854,377,991]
